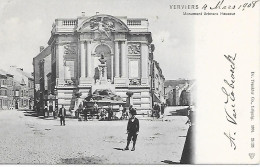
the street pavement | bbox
[0,108,189,164]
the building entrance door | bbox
[15,101,18,109]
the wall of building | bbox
[5,67,34,110]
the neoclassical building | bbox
[36,14,164,114]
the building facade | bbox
[7,66,34,109]
[151,60,165,105]
[33,46,52,114]
[0,69,14,109]
[165,80,195,106]
[0,68,34,110]
[34,14,165,114]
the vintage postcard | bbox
[0,0,259,165]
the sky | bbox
[0,0,195,80]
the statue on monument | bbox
[99,52,106,64]
[98,52,108,83]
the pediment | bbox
[77,15,129,33]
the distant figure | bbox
[124,107,139,151]
[58,105,66,126]
[93,102,98,114]
[107,105,113,121]
[153,104,160,118]
[49,104,54,118]
[83,106,88,121]
[118,105,123,119]
[122,107,127,119]
[44,105,48,117]
[161,103,165,115]
[99,106,106,121]
[77,103,83,118]
[54,107,58,119]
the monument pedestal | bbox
[114,77,128,85]
[98,64,108,84]
[141,78,149,85]
[79,77,94,86]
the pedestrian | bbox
[44,105,48,117]
[49,104,54,119]
[99,106,105,121]
[93,102,98,114]
[122,107,127,119]
[58,105,66,126]
[83,106,88,121]
[157,104,161,118]
[161,103,165,116]
[152,104,158,118]
[107,105,113,121]
[54,107,58,119]
[124,107,139,151]
[118,105,123,119]
[77,103,83,118]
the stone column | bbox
[111,55,114,82]
[121,41,127,78]
[141,43,149,84]
[86,41,92,78]
[114,41,120,78]
[80,41,86,79]
[57,44,65,85]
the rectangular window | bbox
[15,90,19,97]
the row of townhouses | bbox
[0,67,34,110]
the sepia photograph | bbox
[0,0,259,165]
[0,0,196,165]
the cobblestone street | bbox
[0,109,188,165]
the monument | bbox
[34,14,165,114]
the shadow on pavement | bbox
[179,136,187,137]
[60,156,104,164]
[161,160,180,164]
[168,108,188,116]
[113,147,124,151]
[23,110,56,120]
[23,110,38,117]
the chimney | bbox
[81,12,85,17]
[40,46,45,52]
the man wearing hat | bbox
[124,106,139,151]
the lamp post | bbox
[126,91,133,107]
[54,88,58,112]
[14,89,20,109]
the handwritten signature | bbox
[222,54,237,150]
[203,0,259,11]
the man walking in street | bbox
[58,105,66,126]
[124,107,139,151]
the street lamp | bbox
[14,89,20,109]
